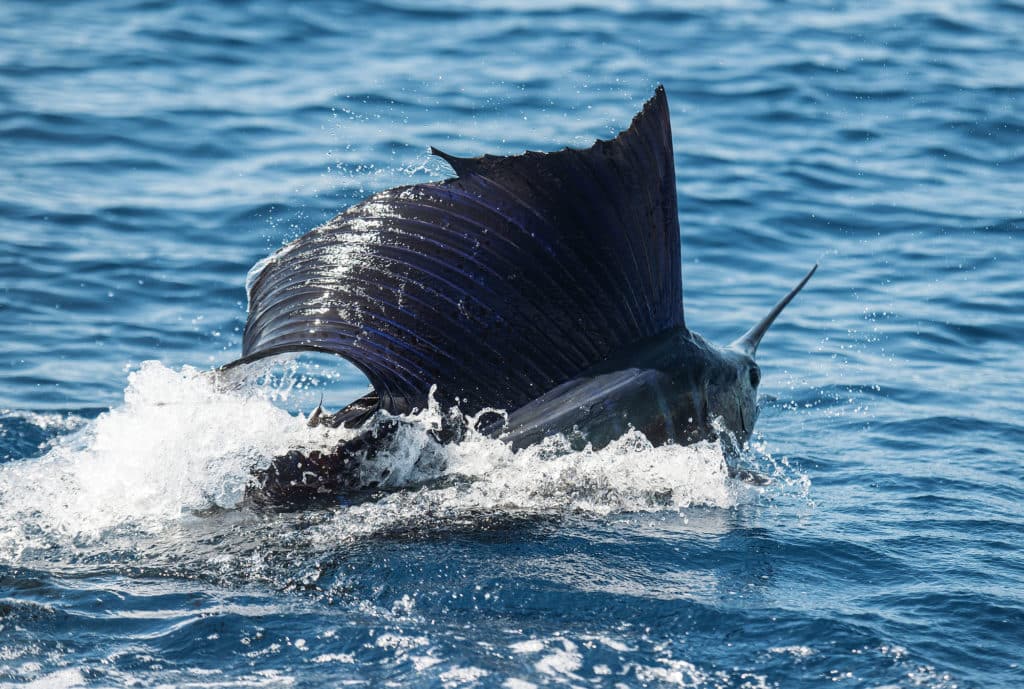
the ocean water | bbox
[1,0,1022,687]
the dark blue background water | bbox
[1,1,1022,687]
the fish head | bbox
[703,347,761,449]
[704,264,817,450]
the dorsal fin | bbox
[428,147,475,176]
[232,86,684,415]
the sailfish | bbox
[225,86,816,505]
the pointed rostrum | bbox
[731,264,818,357]
[232,86,684,415]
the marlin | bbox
[225,86,816,506]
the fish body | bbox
[228,87,816,506]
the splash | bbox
[0,361,343,558]
[0,360,760,562]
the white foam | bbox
[2,410,89,434]
[288,405,739,546]
[0,361,346,558]
[0,360,749,562]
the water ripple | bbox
[2,0,1023,687]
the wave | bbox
[0,360,787,565]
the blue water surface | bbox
[1,1,1022,687]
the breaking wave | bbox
[0,361,783,565]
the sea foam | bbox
[0,360,743,561]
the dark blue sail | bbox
[233,86,684,415]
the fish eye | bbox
[749,365,761,388]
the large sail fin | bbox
[231,86,684,415]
